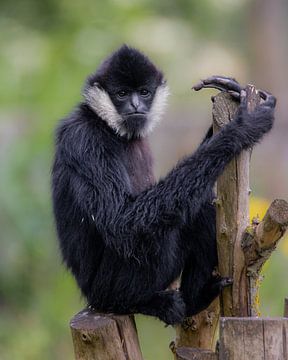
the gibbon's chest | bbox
[123,138,155,194]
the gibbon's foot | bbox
[185,275,233,317]
[215,276,233,288]
[193,75,243,100]
[135,290,186,325]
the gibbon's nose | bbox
[131,93,140,111]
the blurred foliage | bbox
[0,0,287,359]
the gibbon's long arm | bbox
[55,91,275,258]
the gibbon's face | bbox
[83,45,169,139]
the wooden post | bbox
[175,347,217,360]
[70,309,144,360]
[173,86,261,357]
[173,298,219,351]
[173,85,288,359]
[213,86,261,317]
[214,88,288,318]
[284,298,288,318]
[219,317,288,359]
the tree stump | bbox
[219,317,288,359]
[70,309,143,360]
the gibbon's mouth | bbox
[125,112,146,116]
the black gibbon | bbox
[51,45,276,325]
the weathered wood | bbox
[263,319,284,360]
[176,347,217,360]
[174,84,287,356]
[174,298,219,352]
[254,199,288,249]
[213,86,261,317]
[174,90,242,355]
[219,317,288,360]
[243,199,288,266]
[242,200,288,315]
[284,298,288,317]
[219,318,245,360]
[70,309,143,360]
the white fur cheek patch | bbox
[144,84,170,136]
[83,86,124,135]
[83,83,170,138]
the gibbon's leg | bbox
[180,201,216,314]
[133,290,186,325]
[131,202,218,324]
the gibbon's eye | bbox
[117,90,128,99]
[140,89,150,97]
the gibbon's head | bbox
[83,45,169,139]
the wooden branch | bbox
[242,199,288,315]
[70,309,143,360]
[174,85,287,357]
[174,86,260,356]
[213,86,288,319]
[213,86,261,317]
[243,199,288,267]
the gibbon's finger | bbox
[240,89,248,108]
[193,77,242,95]
[202,76,242,92]
[193,84,241,101]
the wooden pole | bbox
[173,87,259,356]
[70,309,144,360]
[173,298,219,351]
[213,86,261,317]
[211,86,288,360]
[214,88,288,317]
[175,347,217,360]
[219,317,288,359]
[284,298,288,318]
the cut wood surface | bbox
[219,317,288,360]
[70,309,143,360]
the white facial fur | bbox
[83,83,170,138]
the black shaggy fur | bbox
[52,45,276,325]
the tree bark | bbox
[213,86,261,317]
[174,298,219,351]
[242,199,288,315]
[219,317,288,359]
[70,309,143,360]
[175,347,217,360]
[173,84,288,359]
[173,87,259,357]
[284,298,288,318]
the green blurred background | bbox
[0,0,288,359]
